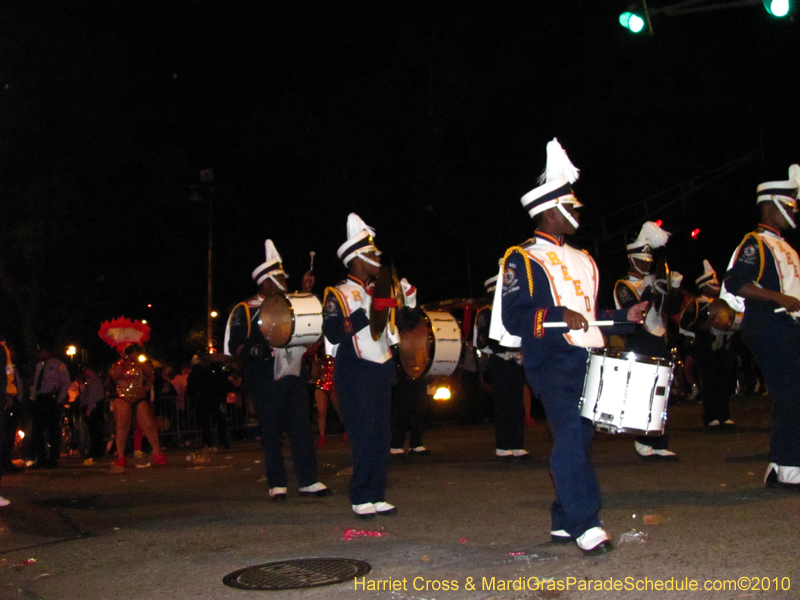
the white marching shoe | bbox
[352,503,377,519]
[576,527,613,555]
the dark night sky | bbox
[1,0,799,367]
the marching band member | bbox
[475,275,529,461]
[322,213,419,518]
[490,139,646,555]
[723,165,800,491]
[679,260,739,429]
[614,222,682,461]
[224,239,330,501]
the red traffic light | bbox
[690,228,701,239]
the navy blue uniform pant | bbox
[391,375,428,449]
[245,362,318,489]
[526,346,601,538]
[335,356,395,505]
[489,354,525,450]
[744,323,800,467]
[694,345,736,424]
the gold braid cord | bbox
[324,286,352,334]
[502,246,534,297]
[743,232,766,283]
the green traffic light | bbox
[764,0,791,16]
[620,11,646,33]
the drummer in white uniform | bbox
[322,214,420,518]
[614,222,684,461]
[491,138,647,554]
[224,239,331,501]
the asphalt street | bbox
[0,393,797,600]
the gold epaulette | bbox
[502,246,534,297]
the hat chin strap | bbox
[268,274,287,293]
[628,256,652,276]
[774,198,797,229]
[557,204,579,230]
[356,253,382,268]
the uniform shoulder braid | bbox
[501,245,534,297]
[736,231,766,283]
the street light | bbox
[66,345,76,361]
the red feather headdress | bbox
[98,317,151,352]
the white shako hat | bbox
[756,164,800,206]
[520,138,583,218]
[251,239,287,285]
[337,213,381,266]
[695,259,720,290]
[626,221,670,262]
[484,274,498,294]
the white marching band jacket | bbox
[223,294,305,380]
[721,229,800,318]
[489,237,605,349]
[324,278,399,364]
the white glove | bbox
[670,271,684,288]
[400,278,417,308]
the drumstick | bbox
[309,251,315,273]
[542,320,616,329]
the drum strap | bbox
[502,246,534,296]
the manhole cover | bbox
[222,558,371,590]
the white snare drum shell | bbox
[581,349,672,435]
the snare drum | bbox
[398,310,463,379]
[579,348,673,435]
[258,293,323,348]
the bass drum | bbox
[258,293,323,348]
[399,310,462,379]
